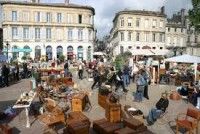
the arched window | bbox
[24,45,31,57]
[35,46,41,60]
[46,46,52,61]
[67,46,73,60]
[12,45,19,60]
[57,46,63,59]
[77,46,83,60]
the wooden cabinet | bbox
[72,94,86,112]
[98,94,107,109]
[105,100,121,123]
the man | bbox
[142,68,151,100]
[123,65,130,87]
[64,60,69,77]
[91,68,100,90]
[2,64,10,87]
[78,61,84,79]
[115,70,128,93]
[146,93,169,125]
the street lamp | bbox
[6,41,9,61]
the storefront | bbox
[35,45,41,60]
[67,46,73,60]
[56,46,63,59]
[46,46,52,61]
[77,46,83,61]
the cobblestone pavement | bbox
[0,70,199,134]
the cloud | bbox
[28,0,193,38]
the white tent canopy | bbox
[0,54,7,62]
[93,52,106,56]
[131,49,169,56]
[165,54,200,81]
[165,54,200,63]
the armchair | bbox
[176,108,200,134]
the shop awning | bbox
[2,48,32,53]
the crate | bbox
[93,118,121,134]
[67,112,90,125]
[105,100,121,123]
[68,120,90,134]
[98,94,107,109]
[114,127,136,134]
[0,124,12,134]
[72,94,86,112]
[123,118,144,130]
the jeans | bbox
[147,108,163,125]
[123,74,130,87]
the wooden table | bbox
[13,91,36,128]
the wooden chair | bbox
[176,108,200,134]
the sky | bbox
[27,0,193,39]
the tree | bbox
[188,0,200,31]
[59,55,65,63]
[21,55,27,61]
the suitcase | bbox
[68,121,90,134]
[71,94,86,112]
[98,94,107,109]
[114,127,136,134]
[67,112,90,125]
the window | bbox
[128,46,132,49]
[159,21,163,28]
[67,14,73,23]
[23,27,29,39]
[12,27,18,39]
[120,46,124,54]
[12,11,17,21]
[35,12,40,22]
[46,12,51,22]
[136,32,140,41]
[128,32,132,41]
[57,13,62,23]
[152,19,156,28]
[89,15,93,24]
[22,12,29,22]
[144,33,149,42]
[145,19,149,28]
[195,35,198,43]
[78,14,82,24]
[120,18,124,27]
[174,28,177,32]
[120,32,124,41]
[127,18,132,27]
[78,29,83,41]
[136,46,140,49]
[46,28,51,40]
[152,47,156,49]
[181,28,183,33]
[136,18,140,27]
[160,47,163,49]
[159,33,162,42]
[88,30,92,41]
[68,29,73,41]
[168,28,170,32]
[152,33,156,42]
[35,28,40,40]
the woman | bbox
[135,69,146,102]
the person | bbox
[131,61,139,82]
[23,63,28,78]
[2,64,10,87]
[91,68,100,90]
[190,86,200,108]
[146,93,169,125]
[15,63,19,81]
[115,70,128,93]
[134,70,146,102]
[142,69,151,100]
[123,65,130,87]
[64,60,69,77]
[78,61,84,79]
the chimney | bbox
[65,0,69,4]
[181,8,186,26]
[161,6,165,14]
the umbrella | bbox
[165,54,200,81]
[0,54,7,62]
[93,52,106,56]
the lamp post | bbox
[6,41,9,62]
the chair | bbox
[176,108,200,134]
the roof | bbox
[166,23,186,28]
[0,1,95,15]
[113,9,166,22]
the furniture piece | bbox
[176,108,200,134]
[98,93,107,109]
[105,100,121,123]
[13,91,36,128]
[114,127,135,134]
[0,124,12,134]
[71,94,87,112]
[93,118,122,134]
[67,112,90,125]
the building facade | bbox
[0,1,95,61]
[109,7,167,56]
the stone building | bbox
[0,0,95,61]
[109,7,167,56]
